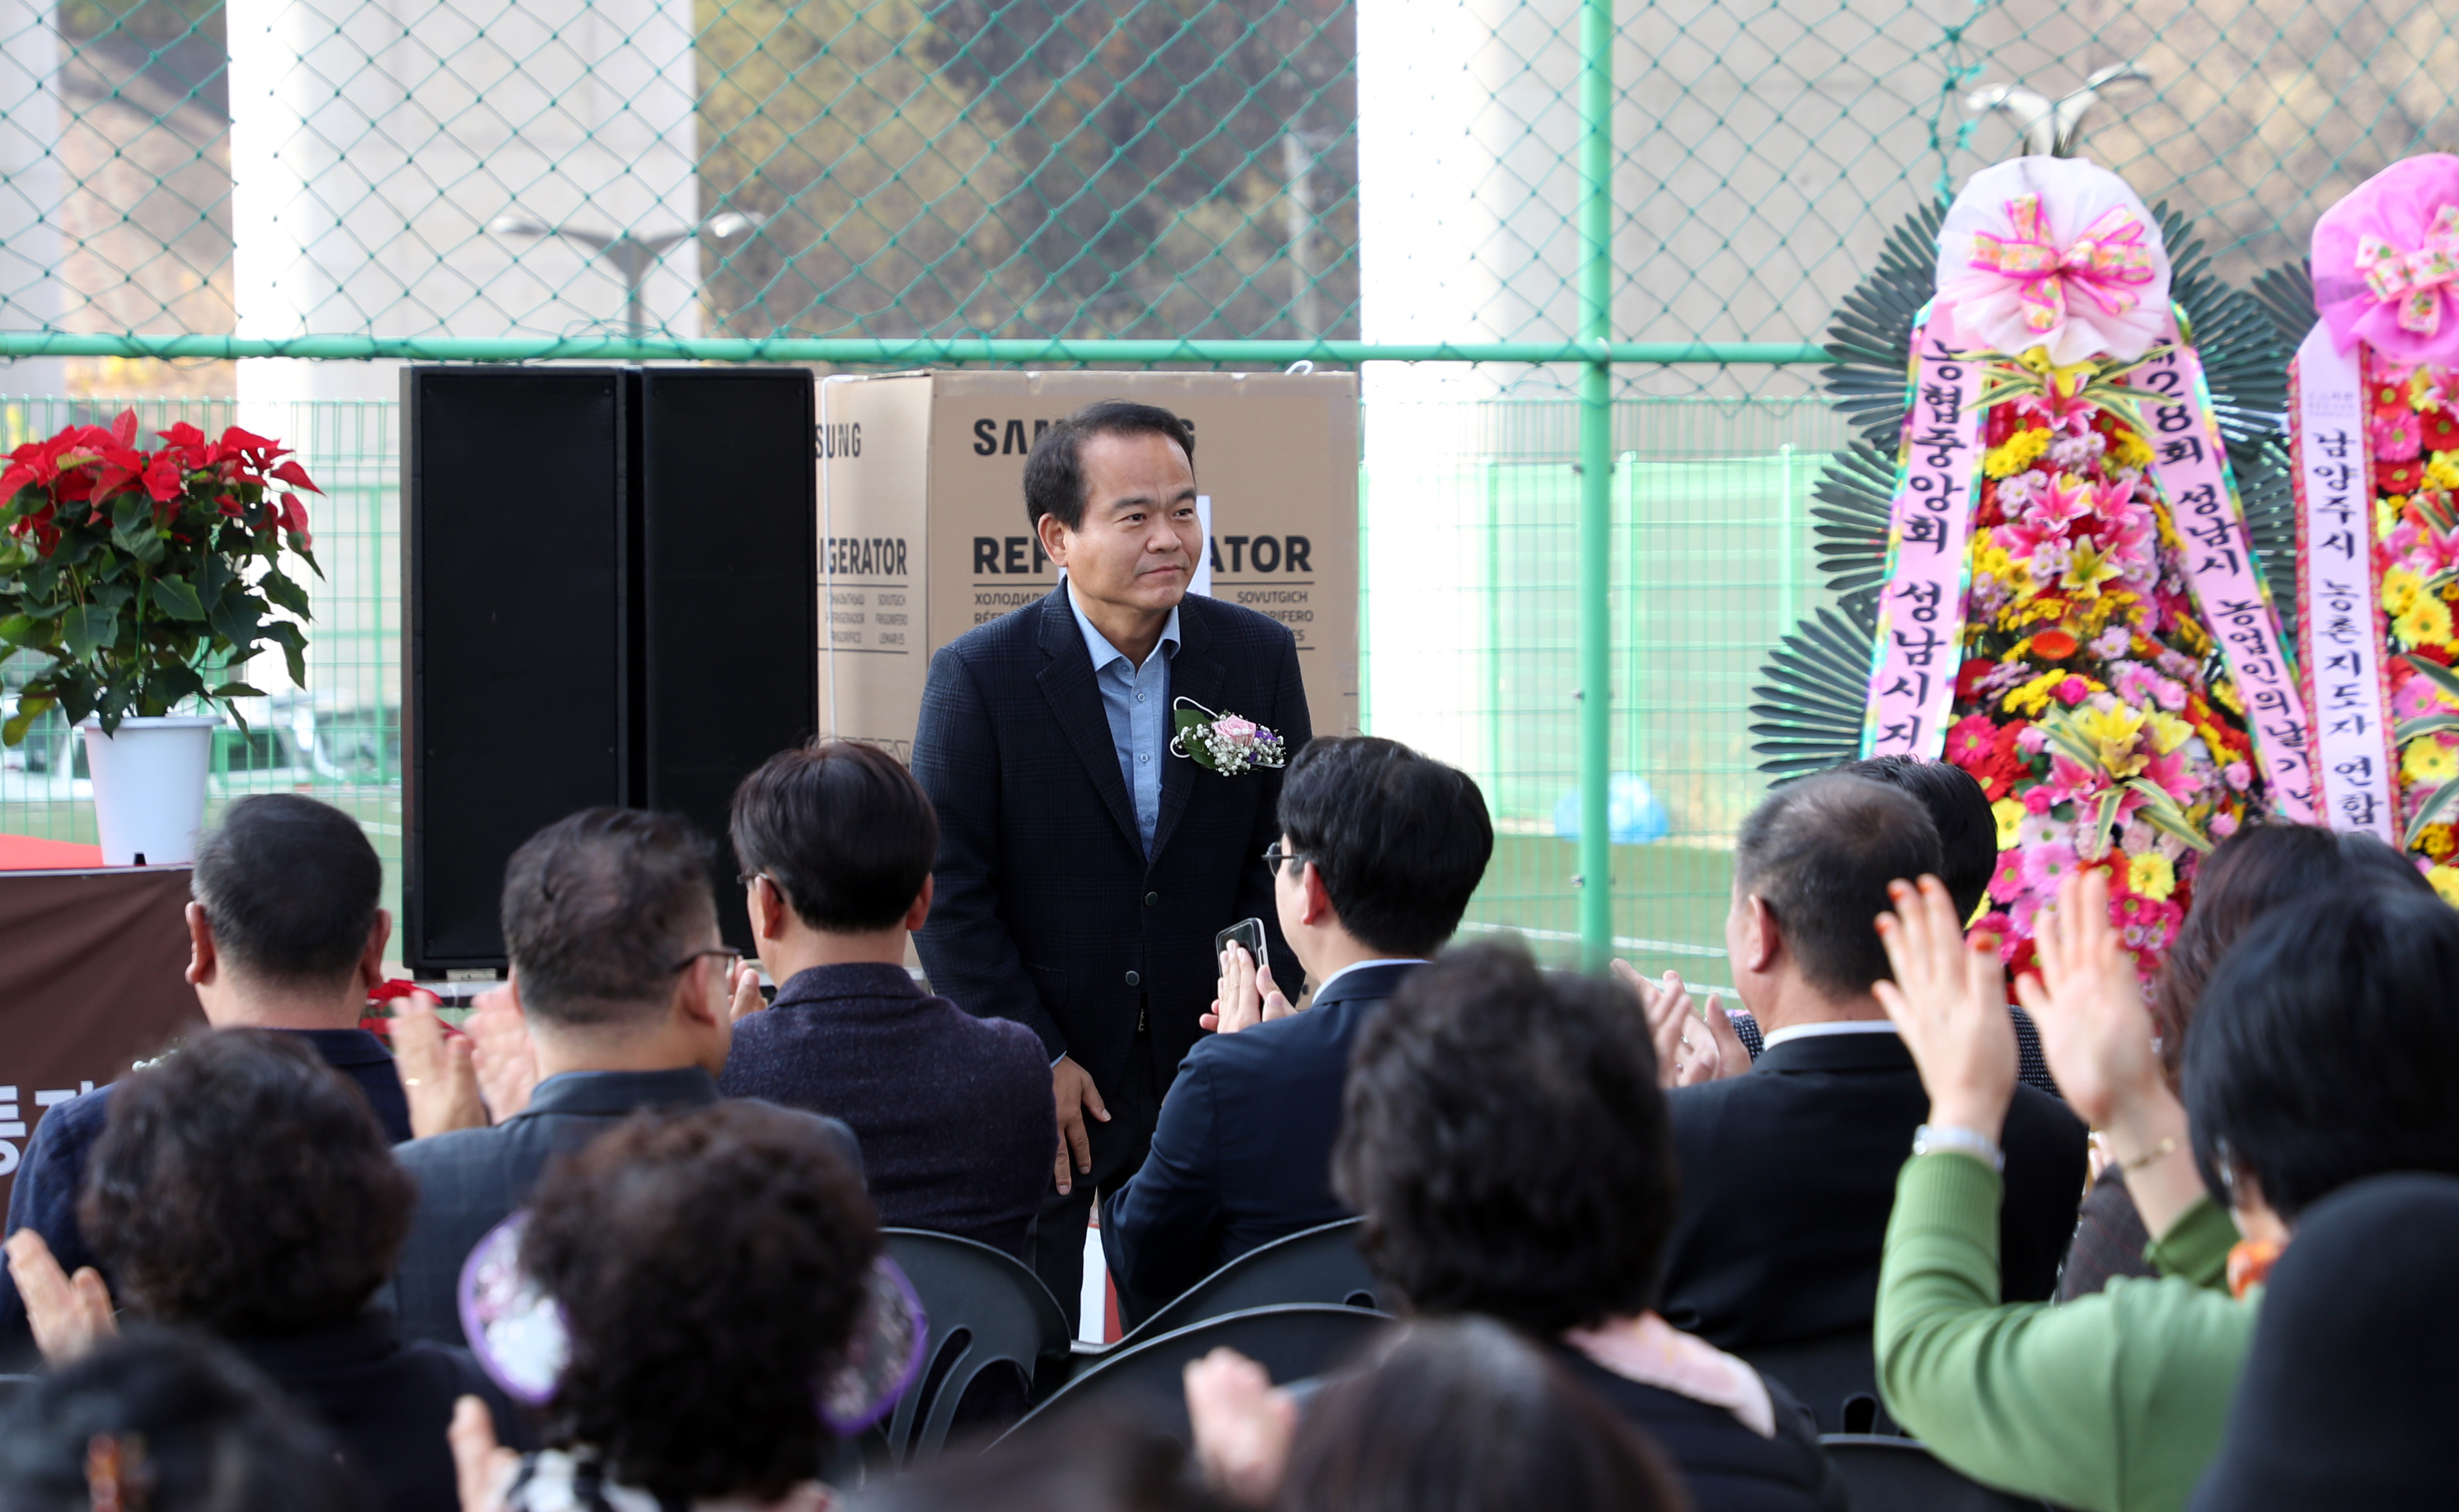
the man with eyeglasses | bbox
[1105,737,1492,1305]
[386,807,861,1348]
[911,401,1313,1330]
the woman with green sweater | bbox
[1866,862,2459,1512]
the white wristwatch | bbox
[1913,1122,2006,1173]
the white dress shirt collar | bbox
[1757,1018,1900,1052]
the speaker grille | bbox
[404,367,627,973]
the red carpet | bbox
[0,834,107,870]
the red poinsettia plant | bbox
[0,410,320,745]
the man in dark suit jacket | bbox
[719,740,1052,1257]
[1650,775,2087,1353]
[0,794,413,1369]
[1107,737,1492,1303]
[914,400,1310,1324]
[391,807,860,1346]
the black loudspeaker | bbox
[635,368,817,951]
[403,367,630,975]
[402,367,817,974]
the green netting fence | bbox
[4,0,2459,974]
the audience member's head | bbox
[730,740,938,961]
[1730,775,1941,1018]
[521,1101,878,1504]
[2185,1173,2459,1512]
[499,807,731,1067]
[186,793,386,1023]
[1335,940,1675,1334]
[1275,737,1493,967]
[1279,1318,1689,1512]
[2185,885,2459,1228]
[2154,823,2430,1088]
[859,1412,1228,1512]
[1837,756,1996,924]
[0,1327,365,1512]
[82,1028,413,1338]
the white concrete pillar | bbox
[0,0,68,398]
[227,0,701,407]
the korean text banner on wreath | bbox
[2135,345,2321,823]
[1863,326,1986,759]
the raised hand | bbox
[2015,868,2199,1229]
[1873,874,2016,1142]
[1185,1346,1297,1505]
[4,1229,117,1365]
[392,989,486,1137]
[1202,942,1294,1035]
[1611,959,1743,1087]
[467,983,539,1123]
[2012,868,2165,1129]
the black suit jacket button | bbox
[1144,892,1159,906]
[1125,970,1141,986]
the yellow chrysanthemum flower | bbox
[2385,564,2424,616]
[1992,798,2025,851]
[2128,851,2176,902]
[2430,864,2459,909]
[2403,738,2459,787]
[2003,670,2069,717]
[2396,592,2455,648]
[2382,496,2408,537]
[2421,823,2459,862]
[2107,431,2154,470]
[1983,428,2054,479]
[1974,544,2015,583]
[2429,454,2459,494]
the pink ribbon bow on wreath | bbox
[2355,204,2459,335]
[1967,194,2158,339]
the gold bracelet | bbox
[2118,1135,2181,1173]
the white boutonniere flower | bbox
[1169,697,1288,776]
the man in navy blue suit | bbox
[913,400,1313,1325]
[1107,737,1492,1304]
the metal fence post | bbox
[1576,0,1614,971]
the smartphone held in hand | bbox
[1215,917,1268,976]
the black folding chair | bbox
[1820,1435,2065,1511]
[1112,1217,1379,1351]
[1740,1328,1895,1435]
[879,1229,1074,1465]
[1001,1304,1391,1443]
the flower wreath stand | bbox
[1749,155,2306,981]
[2261,155,2459,902]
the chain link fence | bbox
[5,0,2459,969]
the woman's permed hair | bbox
[1333,939,1678,1334]
[82,1028,414,1336]
[520,1101,879,1505]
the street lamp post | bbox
[487,211,766,337]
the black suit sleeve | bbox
[1244,633,1313,997]
[1104,1047,1225,1300]
[912,644,1066,1056]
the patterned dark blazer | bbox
[912,586,1311,1100]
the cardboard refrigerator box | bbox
[812,369,1361,758]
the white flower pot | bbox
[80,715,218,866]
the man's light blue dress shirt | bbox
[1067,581,1180,859]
